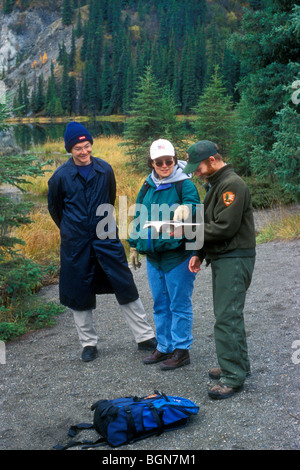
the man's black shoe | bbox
[138,337,158,351]
[81,346,98,362]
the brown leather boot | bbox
[160,349,190,370]
[208,381,243,400]
[143,349,170,364]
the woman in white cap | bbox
[128,139,200,369]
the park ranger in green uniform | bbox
[183,141,256,400]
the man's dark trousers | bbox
[211,256,255,388]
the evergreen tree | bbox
[192,66,234,156]
[106,0,121,34]
[101,43,113,115]
[15,79,29,117]
[122,66,184,171]
[82,61,98,115]
[3,0,15,14]
[57,41,68,66]
[80,25,89,62]
[228,96,255,176]
[62,0,73,26]
[180,32,199,114]
[228,1,300,150]
[270,105,299,198]
[16,82,24,116]
[106,27,127,114]
[22,79,29,115]
[227,0,300,191]
[45,61,57,116]
[69,29,76,71]
[60,65,72,114]
[75,8,83,37]
[35,75,45,114]
[54,98,64,116]
[68,75,77,114]
[194,20,207,97]
[122,34,136,113]
[0,97,48,307]
[222,48,240,102]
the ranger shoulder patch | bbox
[223,191,235,206]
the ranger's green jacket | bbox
[196,164,256,261]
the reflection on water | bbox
[0,120,125,153]
[1,119,194,154]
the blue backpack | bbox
[54,391,199,449]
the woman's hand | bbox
[188,256,202,273]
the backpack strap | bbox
[53,422,106,450]
[124,405,138,442]
[147,402,164,435]
[140,179,184,202]
[139,180,151,200]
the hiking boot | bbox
[138,337,158,351]
[143,349,170,364]
[81,346,98,362]
[208,367,251,380]
[208,381,243,400]
[160,349,190,370]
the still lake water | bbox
[1,119,193,153]
[1,120,124,153]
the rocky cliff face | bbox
[0,6,73,97]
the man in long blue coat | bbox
[48,122,156,362]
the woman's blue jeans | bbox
[146,256,196,353]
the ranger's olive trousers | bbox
[211,257,255,388]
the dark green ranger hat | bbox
[182,140,217,173]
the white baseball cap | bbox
[150,139,175,160]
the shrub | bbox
[243,177,295,209]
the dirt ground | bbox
[0,209,299,453]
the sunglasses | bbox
[153,159,174,167]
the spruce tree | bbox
[192,66,234,156]
[62,0,73,26]
[35,75,45,114]
[75,8,83,37]
[16,83,24,116]
[180,33,198,114]
[122,65,184,171]
[60,65,72,114]
[69,29,76,71]
[101,43,113,115]
[3,0,15,14]
[0,98,48,307]
[22,79,29,115]
[228,1,300,150]
[45,62,57,116]
[227,0,300,192]
[68,75,77,114]
[270,105,300,198]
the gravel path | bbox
[0,215,299,451]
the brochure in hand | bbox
[143,220,201,234]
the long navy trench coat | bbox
[48,156,138,311]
